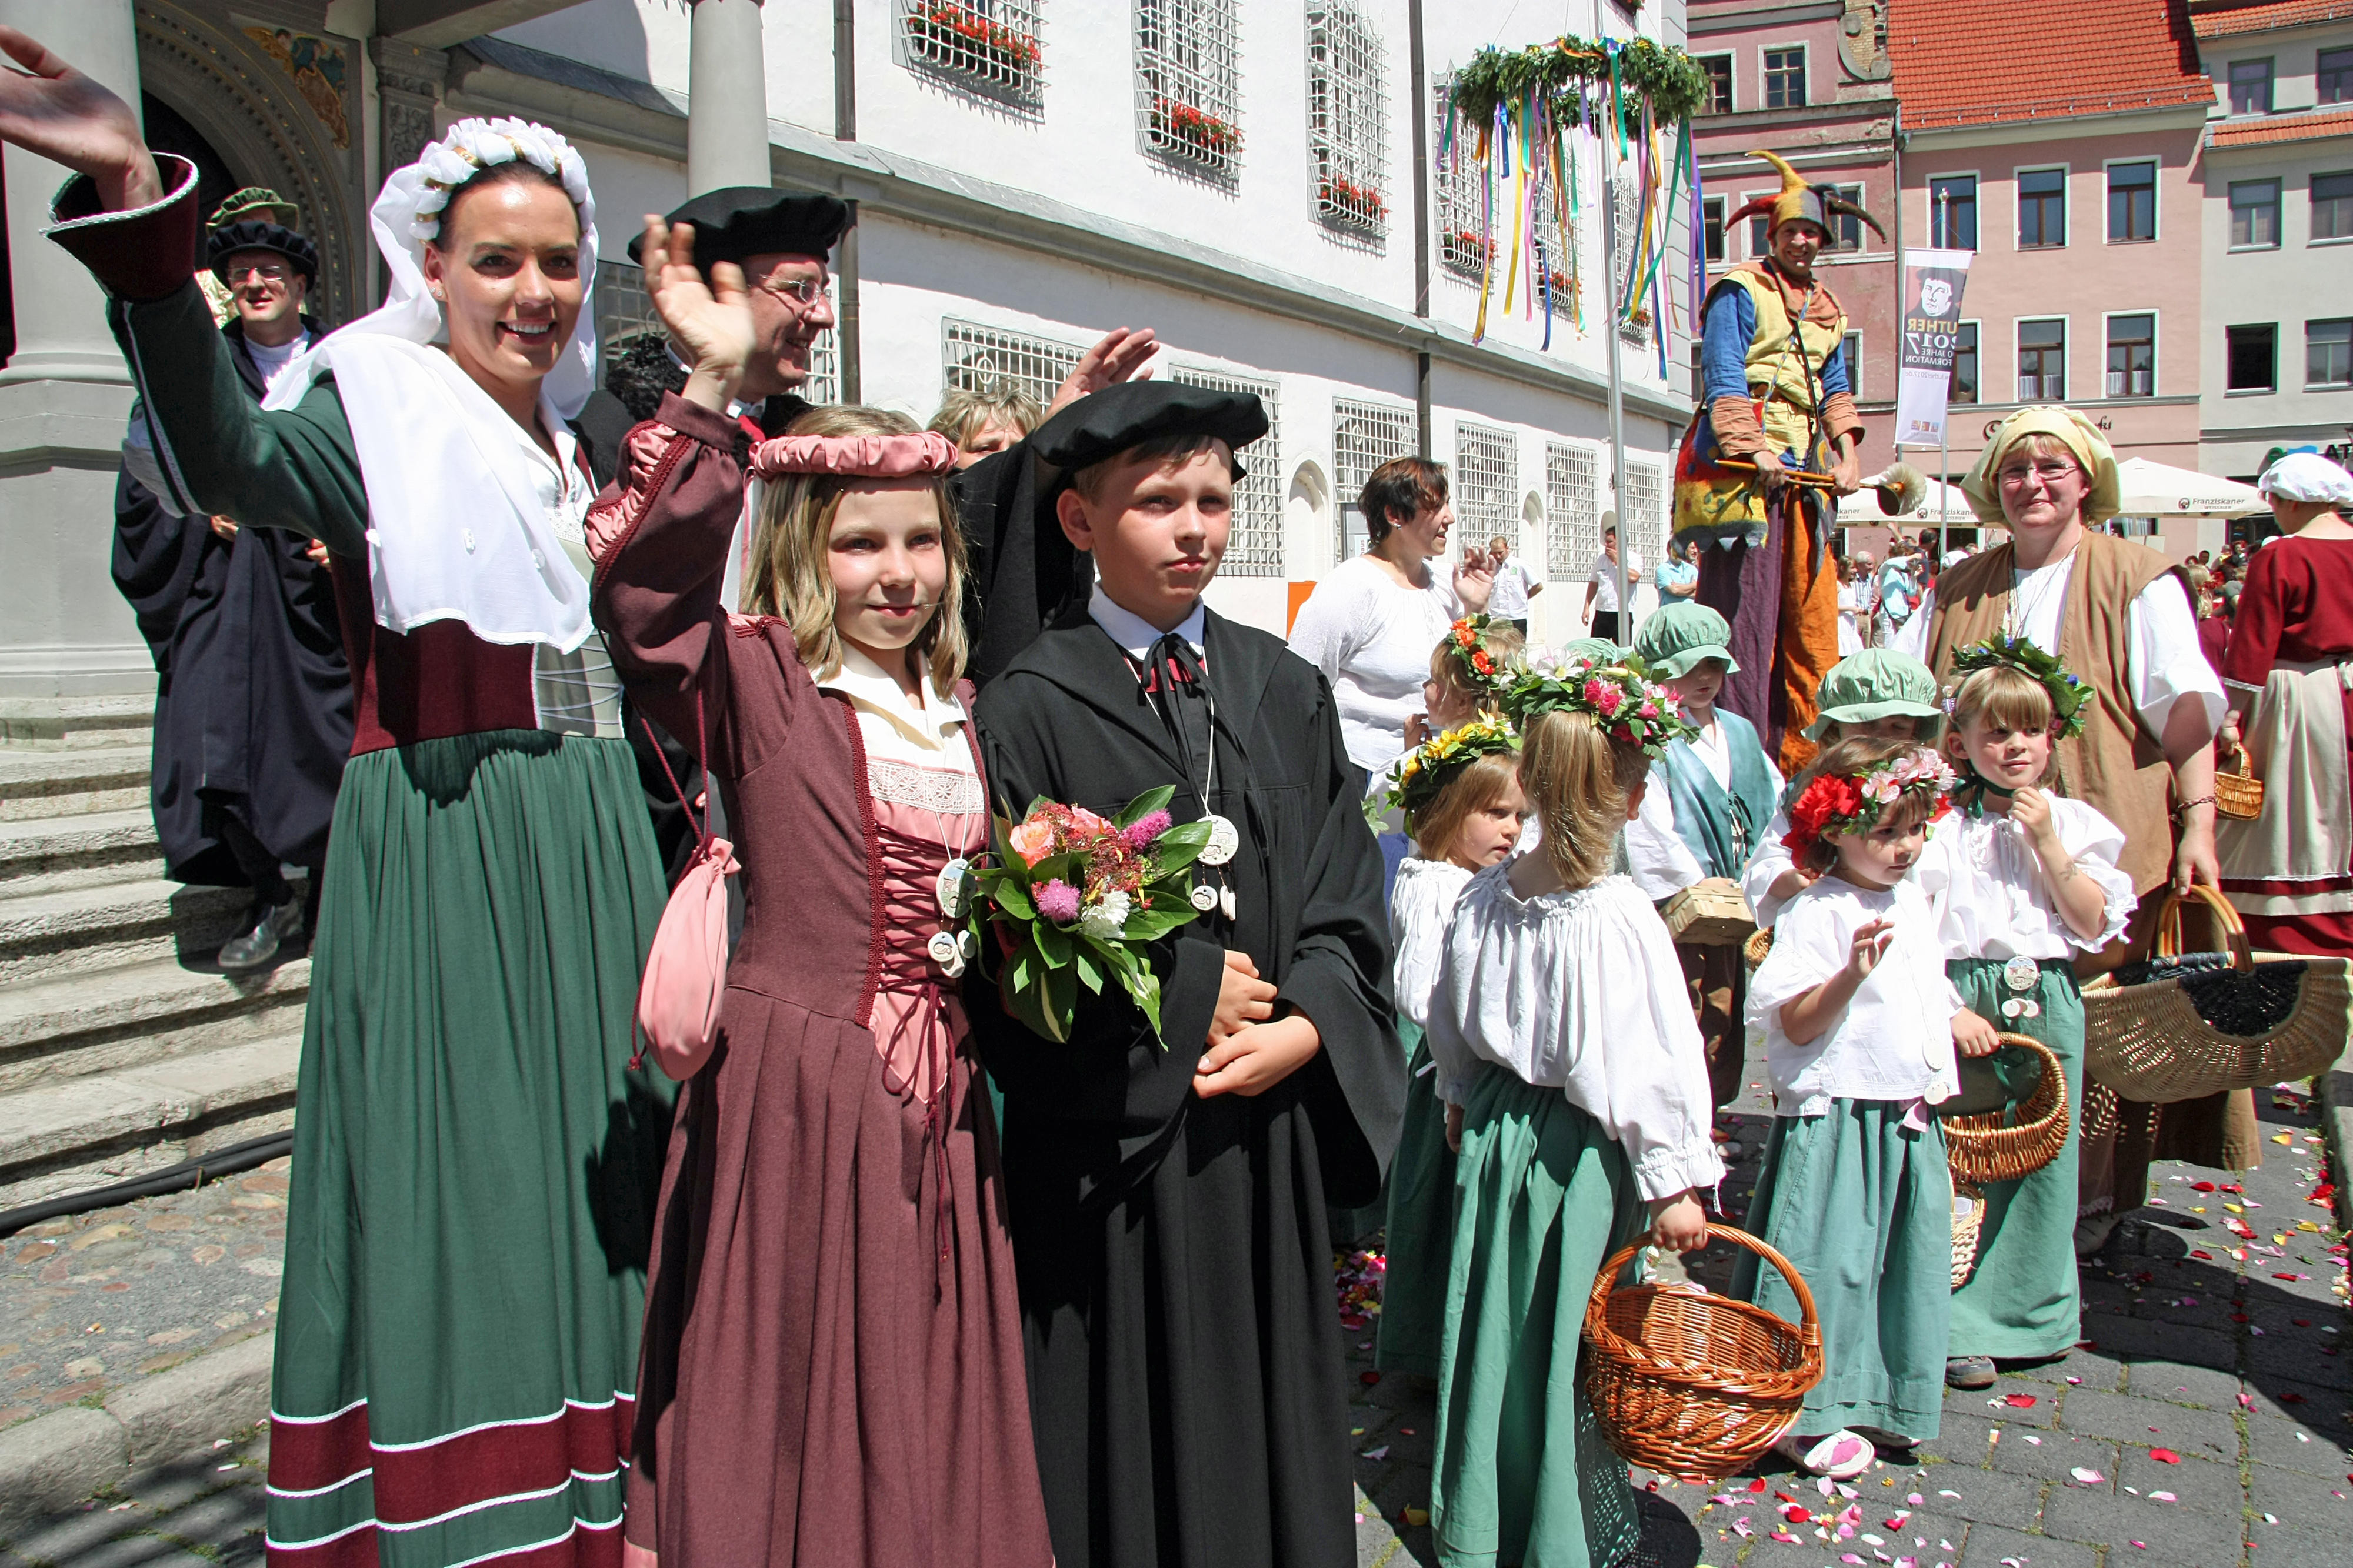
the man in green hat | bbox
[1629,602,1784,1107]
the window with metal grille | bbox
[1169,364,1283,576]
[898,1,1044,102]
[1622,461,1665,567]
[1332,398,1414,561]
[599,261,838,405]
[941,319,1082,412]
[1434,77,1489,278]
[1307,4,1387,236]
[2018,319,2067,402]
[1137,0,1241,176]
[1452,423,1516,545]
[1521,162,1577,318]
[2105,314,2154,398]
[1614,170,1652,347]
[1763,47,1805,110]
[1544,442,1599,581]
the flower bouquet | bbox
[969,787,1212,1045]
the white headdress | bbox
[2258,451,2353,507]
[264,118,602,652]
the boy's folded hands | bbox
[1197,952,1321,1098]
[1210,949,1277,1041]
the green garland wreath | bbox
[1384,715,1522,822]
[1949,636,2094,740]
[1445,35,1711,130]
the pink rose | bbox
[1008,818,1056,866]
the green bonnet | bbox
[1631,602,1739,680]
[1803,649,1945,742]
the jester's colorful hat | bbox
[1725,151,1887,244]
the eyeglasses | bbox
[223,261,292,283]
[1996,459,2081,488]
[755,275,826,307]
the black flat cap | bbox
[626,186,852,268]
[207,220,318,285]
[1031,381,1269,479]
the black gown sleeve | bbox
[952,445,1092,688]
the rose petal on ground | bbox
[2004,1394,2038,1408]
[2150,1491,2177,1503]
[2071,1467,2105,1484]
[2150,1449,2180,1463]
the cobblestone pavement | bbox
[1344,1059,2352,1568]
[0,1157,286,1436]
[2,1065,2346,1566]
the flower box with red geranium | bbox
[1148,96,1242,168]
[1318,175,1388,231]
[1441,227,1493,276]
[968,787,1211,1044]
[904,1,1040,94]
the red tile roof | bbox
[2207,102,2353,143]
[1889,0,2217,129]
[2189,0,2353,39]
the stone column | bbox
[686,0,770,196]
[369,36,449,181]
[0,0,147,698]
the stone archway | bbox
[135,2,369,326]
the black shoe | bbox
[219,896,305,972]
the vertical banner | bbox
[1894,248,1974,448]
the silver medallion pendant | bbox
[935,858,971,920]
[1189,882,1219,913]
[927,929,962,970]
[1200,813,1240,867]
[2003,955,2041,994]
[1999,996,2043,1021]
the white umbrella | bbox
[2112,457,2268,517]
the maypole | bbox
[1438,22,1708,647]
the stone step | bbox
[0,875,252,989]
[0,695,154,751]
[0,1032,301,1210]
[0,807,163,892]
[0,743,151,823]
[0,954,310,1096]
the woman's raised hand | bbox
[639,216,754,412]
[0,27,160,211]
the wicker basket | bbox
[1742,927,1774,973]
[2214,750,2264,822]
[2081,886,2351,1103]
[1662,879,1757,946]
[1581,1223,1823,1481]
[1942,1032,2071,1185]
[1951,1182,1986,1290]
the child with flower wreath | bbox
[1423,663,1721,1568]
[1916,639,2134,1391]
[1375,715,1526,1377]
[1738,736,1972,1477]
[1404,613,1524,749]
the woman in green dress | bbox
[0,32,670,1565]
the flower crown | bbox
[1441,615,1515,697]
[1499,651,1694,757]
[1947,636,2092,740]
[407,118,589,242]
[1385,716,1520,820]
[1782,748,1957,860]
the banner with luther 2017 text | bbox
[1894,249,1974,448]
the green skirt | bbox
[1947,955,2086,1360]
[1735,1099,1951,1442]
[1377,1023,1453,1376]
[265,732,676,1565]
[1434,1065,1645,1568]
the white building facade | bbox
[0,0,1696,696]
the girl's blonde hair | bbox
[1947,665,2062,787]
[744,405,969,699]
[1426,620,1526,715]
[1519,710,1650,890]
[1407,750,1521,865]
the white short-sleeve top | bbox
[1389,856,1474,1030]
[1285,557,1462,775]
[1915,797,2136,960]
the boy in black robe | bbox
[970,382,1406,1568]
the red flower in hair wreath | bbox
[1781,748,1957,860]
[1446,615,1514,695]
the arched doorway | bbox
[141,92,242,274]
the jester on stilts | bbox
[1674,151,1885,773]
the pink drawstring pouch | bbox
[631,695,738,1080]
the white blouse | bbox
[1286,557,1462,776]
[1741,805,1800,930]
[1427,868,1725,1202]
[1914,798,2136,960]
[1389,856,1474,1030]
[1747,876,1962,1117]
[1894,556,2224,740]
[1624,716,1787,900]
[815,643,983,809]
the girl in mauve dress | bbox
[588,222,1050,1567]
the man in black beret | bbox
[966,380,1404,1567]
[115,189,349,970]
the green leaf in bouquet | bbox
[1041,960,1077,1034]
[1029,850,1084,891]
[989,877,1035,921]
[1153,822,1212,876]
[1122,905,1197,943]
[1034,919,1074,968]
[1116,960,1166,1043]
[1072,943,1105,995]
[1001,958,1066,1043]
[1116,785,1176,827]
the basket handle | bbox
[2154,883,2253,974]
[1587,1222,1819,1339]
[1946,1031,2065,1111]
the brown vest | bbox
[1924,533,2188,895]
